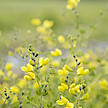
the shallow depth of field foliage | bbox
[0,0,108,108]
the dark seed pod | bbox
[65,80,68,83]
[79,86,82,91]
[20,101,22,104]
[29,48,32,51]
[22,92,24,95]
[6,96,10,99]
[66,76,68,79]
[73,55,76,58]
[45,85,47,88]
[77,62,81,66]
[4,93,7,96]
[82,85,86,89]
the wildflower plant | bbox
[0,0,108,108]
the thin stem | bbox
[29,101,38,107]
[74,92,82,108]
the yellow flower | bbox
[64,65,72,72]
[31,18,41,26]
[24,75,32,81]
[10,86,20,93]
[18,79,26,88]
[51,48,62,56]
[43,20,54,29]
[44,58,49,65]
[21,63,33,72]
[0,70,4,77]
[7,71,13,77]
[39,57,49,66]
[5,63,13,71]
[58,35,65,43]
[56,96,69,105]
[29,59,34,65]
[36,26,47,34]
[77,67,89,76]
[28,72,35,80]
[12,73,17,79]
[55,48,62,56]
[4,76,9,81]
[8,51,14,56]
[50,51,58,56]
[52,60,60,67]
[39,57,44,66]
[60,77,65,83]
[70,83,76,89]
[73,40,76,48]
[80,93,89,100]
[11,96,18,104]
[58,83,68,92]
[65,102,74,108]
[99,79,108,89]
[33,82,40,89]
[69,88,76,95]
[58,68,68,76]
[66,0,80,10]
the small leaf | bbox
[26,101,30,104]
[27,96,30,101]
[36,89,41,95]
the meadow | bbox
[0,0,108,108]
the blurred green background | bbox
[0,0,108,56]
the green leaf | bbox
[27,96,30,101]
[43,92,48,96]
[36,89,41,95]
[26,101,30,104]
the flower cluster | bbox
[66,0,80,10]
